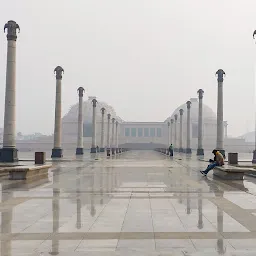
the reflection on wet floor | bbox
[0,150,256,255]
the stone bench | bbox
[213,165,255,180]
[6,164,52,180]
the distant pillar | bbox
[179,109,184,152]
[174,114,178,151]
[1,20,20,162]
[51,66,64,158]
[76,87,85,155]
[100,108,106,152]
[90,99,98,153]
[224,121,228,138]
[106,114,111,156]
[111,118,116,155]
[170,119,174,145]
[115,121,119,153]
[197,89,204,156]
[186,101,192,154]
[167,122,170,146]
[216,69,225,157]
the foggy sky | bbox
[0,0,256,137]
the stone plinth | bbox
[213,166,253,180]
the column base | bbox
[112,148,116,155]
[100,148,105,152]
[216,149,225,159]
[90,147,97,153]
[76,148,84,155]
[51,148,63,158]
[0,148,18,162]
[179,148,184,153]
[106,149,111,156]
[186,148,192,154]
[197,148,204,156]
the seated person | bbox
[200,149,224,176]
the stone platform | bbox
[0,151,255,255]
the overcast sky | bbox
[0,0,256,136]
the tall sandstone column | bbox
[51,66,64,158]
[170,119,174,145]
[111,118,115,155]
[186,101,192,154]
[1,21,20,162]
[106,114,111,156]
[216,69,225,157]
[197,89,204,156]
[179,109,184,152]
[90,99,98,153]
[76,87,85,155]
[100,108,106,152]
[174,114,178,151]
[223,121,228,138]
[115,121,119,154]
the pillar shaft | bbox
[115,122,119,149]
[111,119,115,148]
[217,82,224,150]
[107,116,111,148]
[179,114,183,151]
[100,110,105,150]
[167,123,170,146]
[187,107,191,151]
[91,105,96,148]
[170,120,173,145]
[174,116,178,149]
[77,95,83,149]
[198,97,203,149]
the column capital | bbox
[170,119,174,124]
[179,109,184,116]
[174,114,178,121]
[216,69,225,82]
[186,101,192,109]
[77,87,85,97]
[101,107,105,114]
[4,20,20,41]
[197,89,204,99]
[54,66,64,80]
[92,98,97,107]
[107,113,111,120]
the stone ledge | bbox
[213,166,255,180]
[2,164,52,180]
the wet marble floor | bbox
[0,150,256,255]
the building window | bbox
[144,128,149,137]
[125,128,130,137]
[150,128,155,137]
[131,128,136,137]
[156,128,161,137]
[192,123,198,138]
[138,128,143,137]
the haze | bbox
[0,0,256,137]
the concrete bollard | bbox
[228,153,238,165]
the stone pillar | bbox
[111,118,116,155]
[90,98,97,153]
[186,101,192,154]
[76,87,85,155]
[179,109,184,152]
[115,121,119,153]
[174,114,178,151]
[106,114,111,156]
[100,108,106,152]
[170,119,174,145]
[197,89,204,156]
[216,69,225,157]
[224,121,228,138]
[1,21,20,162]
[167,122,170,154]
[51,66,64,158]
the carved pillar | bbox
[167,122,170,154]
[106,114,111,156]
[115,121,119,153]
[111,118,116,155]
[90,99,97,153]
[170,119,174,145]
[1,20,20,162]
[174,114,178,151]
[216,69,225,157]
[197,89,204,156]
[186,101,192,154]
[100,108,106,152]
[179,109,184,152]
[51,66,64,158]
[76,87,85,155]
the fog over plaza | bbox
[0,0,256,137]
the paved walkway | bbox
[1,150,256,255]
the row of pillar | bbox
[164,69,226,156]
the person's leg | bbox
[203,162,218,175]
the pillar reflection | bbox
[76,167,82,229]
[197,189,203,229]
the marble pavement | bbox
[0,150,256,255]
